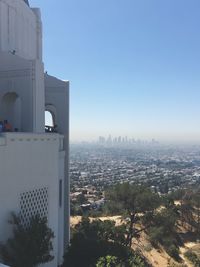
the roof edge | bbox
[24,0,29,6]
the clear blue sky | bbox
[31,0,200,143]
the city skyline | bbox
[32,0,200,143]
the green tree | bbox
[96,256,119,267]
[96,254,146,267]
[0,213,54,267]
[147,208,180,260]
[177,190,194,229]
[64,217,147,267]
[191,190,200,230]
[184,250,200,266]
[106,183,160,246]
[76,193,87,205]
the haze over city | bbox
[33,0,200,143]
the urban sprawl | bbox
[70,138,200,213]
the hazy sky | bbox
[31,0,200,143]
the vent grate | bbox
[20,187,48,226]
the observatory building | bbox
[0,0,69,266]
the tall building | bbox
[0,0,69,266]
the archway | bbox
[1,92,22,131]
[45,110,54,127]
[45,105,57,132]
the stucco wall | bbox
[45,74,70,247]
[0,132,65,266]
[0,1,70,265]
[0,0,42,60]
[0,52,45,133]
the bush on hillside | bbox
[184,250,200,266]
[63,217,148,267]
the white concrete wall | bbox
[0,0,42,61]
[0,1,70,265]
[0,52,45,133]
[0,132,65,267]
[45,74,70,247]
[0,0,45,133]
[32,59,45,133]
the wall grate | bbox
[20,187,48,226]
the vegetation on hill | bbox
[146,207,180,260]
[3,183,200,266]
[70,183,200,266]
[184,250,200,266]
[64,216,148,267]
[105,183,161,247]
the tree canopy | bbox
[105,183,160,246]
[64,217,148,267]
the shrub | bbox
[148,226,164,246]
[144,243,152,252]
[96,255,120,267]
[0,213,54,267]
[184,250,200,266]
[64,217,148,267]
[166,245,180,261]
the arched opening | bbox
[1,92,22,131]
[45,109,57,133]
[45,110,54,127]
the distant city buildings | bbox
[70,144,200,210]
[98,135,159,146]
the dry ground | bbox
[70,215,122,227]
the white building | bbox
[0,0,69,266]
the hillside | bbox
[70,216,200,267]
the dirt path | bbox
[70,215,122,227]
